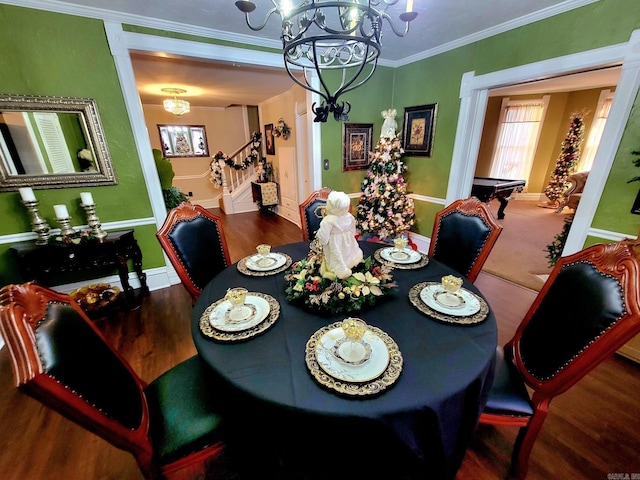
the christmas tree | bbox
[355,134,415,240]
[543,113,586,204]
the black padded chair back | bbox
[519,261,625,381]
[37,302,144,429]
[430,211,492,278]
[167,216,228,292]
[303,199,327,241]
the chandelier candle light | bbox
[19,187,50,245]
[235,0,417,122]
[80,192,107,239]
[162,88,191,116]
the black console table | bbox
[9,229,149,308]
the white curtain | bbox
[578,94,613,172]
[490,100,545,181]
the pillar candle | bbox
[80,192,94,205]
[19,187,36,202]
[54,204,69,219]
[406,0,414,12]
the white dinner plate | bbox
[209,295,270,332]
[316,328,389,383]
[419,284,481,317]
[246,252,287,271]
[379,247,422,264]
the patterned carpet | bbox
[481,199,570,291]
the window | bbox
[490,96,549,182]
[577,90,613,172]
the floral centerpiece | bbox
[284,249,396,314]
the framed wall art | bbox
[264,123,276,155]
[401,104,437,156]
[342,123,373,171]
[158,125,209,158]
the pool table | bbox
[471,176,526,219]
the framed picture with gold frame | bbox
[401,104,437,156]
[342,123,373,171]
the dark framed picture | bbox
[264,123,275,155]
[342,123,373,171]
[158,125,209,158]
[631,189,640,214]
[401,104,437,156]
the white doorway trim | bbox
[103,21,321,228]
[450,29,640,256]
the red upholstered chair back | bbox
[428,197,502,282]
[156,202,231,303]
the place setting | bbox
[374,236,429,270]
[305,317,403,397]
[200,287,280,342]
[408,275,489,325]
[237,243,292,276]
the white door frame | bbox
[103,21,321,229]
[449,29,640,256]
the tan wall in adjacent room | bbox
[141,104,248,204]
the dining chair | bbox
[428,197,503,282]
[156,202,231,303]
[479,240,640,479]
[0,282,228,480]
[299,187,333,241]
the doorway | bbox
[448,31,640,261]
[475,69,620,290]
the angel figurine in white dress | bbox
[315,191,363,280]
[381,108,397,139]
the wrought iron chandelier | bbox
[235,1,417,122]
[162,88,191,116]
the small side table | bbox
[9,229,149,308]
[251,181,279,214]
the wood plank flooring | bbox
[0,209,638,479]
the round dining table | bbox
[191,241,497,479]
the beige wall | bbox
[141,104,248,203]
[476,87,615,194]
[259,85,306,184]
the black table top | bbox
[472,176,526,188]
[191,241,497,478]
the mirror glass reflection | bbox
[0,94,117,191]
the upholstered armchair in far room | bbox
[555,171,589,212]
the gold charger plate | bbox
[200,292,280,342]
[305,321,403,397]
[237,252,292,276]
[408,282,489,325]
[374,247,429,270]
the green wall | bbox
[0,5,162,284]
[1,0,640,286]
[321,0,640,239]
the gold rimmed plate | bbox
[237,252,292,276]
[305,322,403,396]
[374,247,429,270]
[200,292,280,342]
[409,282,489,326]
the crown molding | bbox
[391,0,601,67]
[1,0,281,51]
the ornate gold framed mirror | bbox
[0,94,117,191]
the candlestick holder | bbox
[80,202,107,239]
[21,200,51,245]
[56,216,77,238]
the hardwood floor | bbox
[0,209,638,479]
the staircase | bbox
[215,134,262,214]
